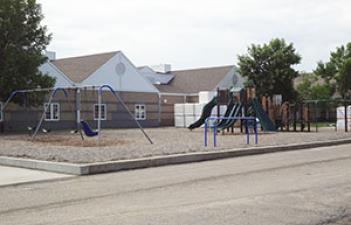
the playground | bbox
[0,126,350,163]
[1,85,351,164]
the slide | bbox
[188,97,217,130]
[251,98,276,131]
[215,98,236,127]
[219,104,242,130]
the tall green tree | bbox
[0,0,55,103]
[310,84,333,100]
[238,38,301,101]
[296,72,316,100]
[315,43,351,99]
[296,72,333,101]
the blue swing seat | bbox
[80,120,98,137]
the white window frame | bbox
[94,104,107,121]
[135,104,146,120]
[0,102,3,122]
[44,103,60,121]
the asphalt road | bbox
[1,144,351,225]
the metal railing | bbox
[204,116,258,147]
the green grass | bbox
[310,122,335,128]
[284,122,335,130]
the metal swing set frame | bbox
[1,84,153,145]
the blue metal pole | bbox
[32,87,69,140]
[98,84,153,144]
[246,120,249,144]
[204,116,259,147]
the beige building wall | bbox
[1,90,160,132]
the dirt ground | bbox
[0,127,350,163]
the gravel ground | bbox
[0,127,350,163]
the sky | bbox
[37,0,351,72]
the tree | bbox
[296,72,316,100]
[310,84,333,100]
[238,38,301,101]
[296,72,333,101]
[315,43,351,99]
[0,0,55,103]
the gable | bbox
[214,66,245,91]
[39,62,75,88]
[52,51,118,83]
[80,52,159,93]
[138,66,154,73]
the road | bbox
[1,144,351,225]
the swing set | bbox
[1,84,153,145]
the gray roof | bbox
[145,73,174,85]
[138,66,174,85]
[52,51,118,83]
[156,65,234,93]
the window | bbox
[44,103,60,121]
[135,104,146,120]
[0,102,3,122]
[94,104,107,120]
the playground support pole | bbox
[214,125,217,147]
[293,104,297,132]
[265,96,269,115]
[254,119,258,144]
[315,101,318,133]
[280,105,283,132]
[344,102,348,132]
[98,85,153,144]
[204,120,208,147]
[307,103,311,132]
[300,104,304,132]
[75,88,81,130]
[114,92,153,144]
[205,117,257,147]
[31,94,54,140]
[32,88,68,141]
[245,121,249,144]
[97,90,102,146]
[157,93,162,125]
[216,88,220,130]
[286,102,290,131]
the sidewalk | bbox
[0,166,74,187]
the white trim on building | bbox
[94,104,107,121]
[135,104,146,120]
[44,103,60,121]
[39,62,76,88]
[81,52,159,93]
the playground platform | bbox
[0,127,350,164]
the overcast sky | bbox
[37,0,350,72]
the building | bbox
[0,51,244,131]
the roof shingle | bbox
[52,51,118,83]
[156,65,234,93]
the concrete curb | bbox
[0,157,83,174]
[0,176,76,188]
[1,138,351,175]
